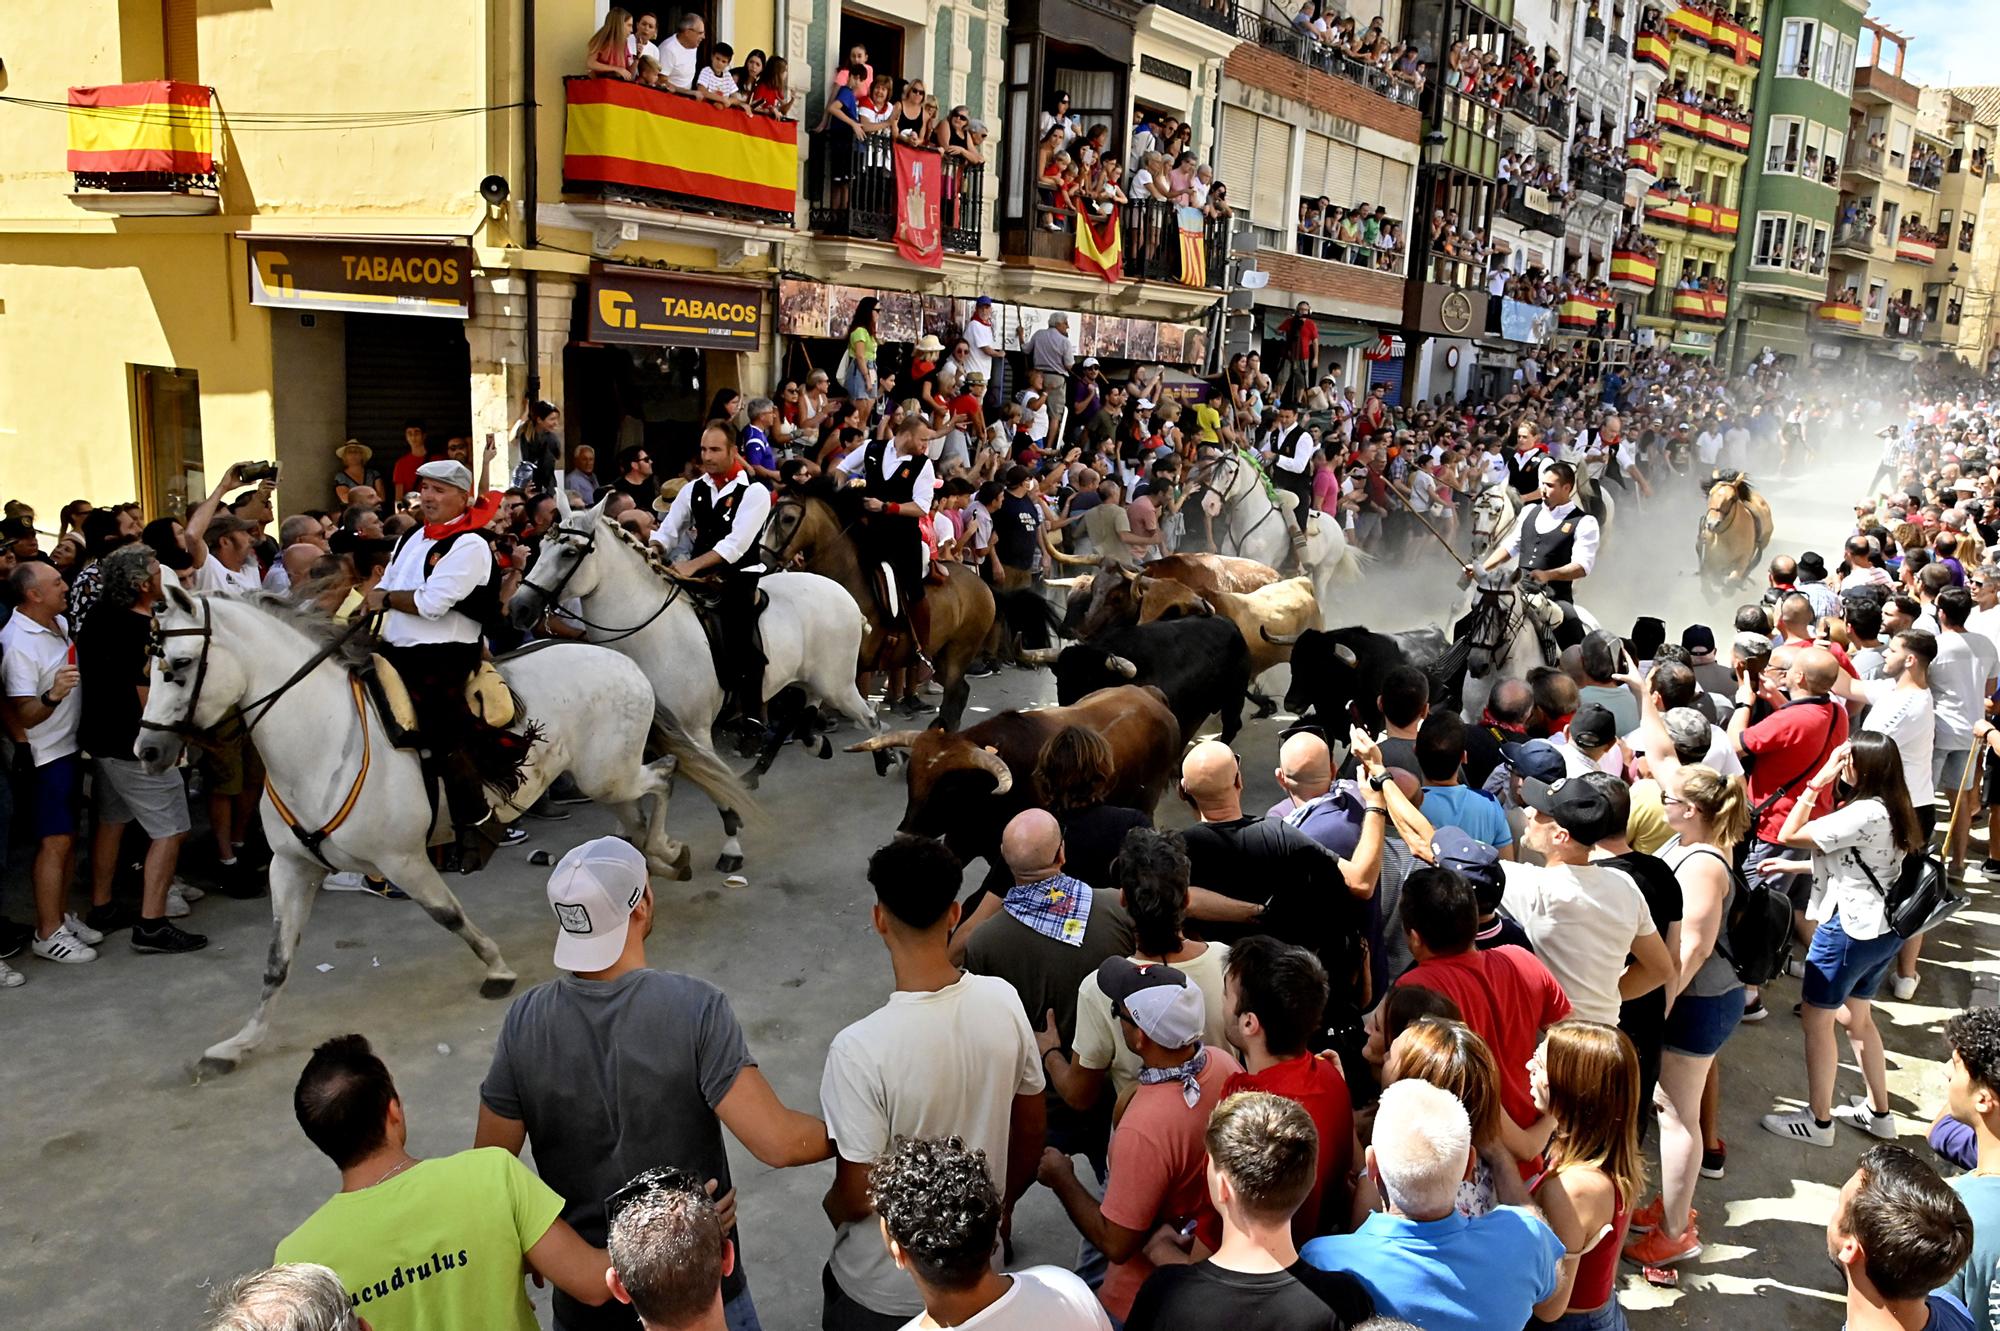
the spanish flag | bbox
[563,77,798,217]
[1560,295,1611,330]
[1176,206,1207,287]
[1076,209,1123,283]
[1818,302,1864,326]
[1611,251,1658,286]
[67,81,217,178]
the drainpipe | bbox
[524,0,541,402]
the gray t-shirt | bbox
[1661,841,1742,998]
[481,969,753,1311]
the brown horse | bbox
[1696,471,1774,588]
[759,485,996,731]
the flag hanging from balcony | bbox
[67,82,218,180]
[1075,209,1122,283]
[892,145,943,269]
[563,78,798,219]
[1176,207,1207,287]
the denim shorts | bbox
[1663,986,1746,1058]
[30,753,81,840]
[1543,1299,1628,1331]
[1801,913,1904,1009]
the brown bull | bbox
[846,684,1181,871]
[1055,553,1282,639]
[1696,471,1774,588]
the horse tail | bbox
[1327,539,1371,586]
[649,703,765,824]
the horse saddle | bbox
[679,580,770,685]
[363,654,518,751]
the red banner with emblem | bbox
[892,144,943,269]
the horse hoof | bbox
[479,976,518,1000]
[195,1054,240,1080]
[716,853,745,873]
[873,751,892,778]
[817,737,833,760]
[672,845,694,881]
[743,770,761,791]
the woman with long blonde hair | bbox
[1531,1020,1644,1328]
[585,7,635,80]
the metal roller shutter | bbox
[344,314,474,457]
[1251,116,1292,228]
[1323,140,1358,204]
[1300,132,1335,200]
[164,0,199,82]
[1379,158,1412,218]
[1350,152,1384,209]
[1218,106,1258,204]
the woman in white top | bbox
[1755,733,1922,1147]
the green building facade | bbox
[1729,0,1868,366]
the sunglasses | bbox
[605,1165,707,1229]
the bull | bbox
[1053,554,1281,640]
[1024,616,1252,744]
[845,684,1182,874]
[1268,624,1452,732]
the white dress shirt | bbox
[1500,498,1600,574]
[378,527,493,645]
[837,441,939,510]
[653,470,772,573]
[1271,424,1317,474]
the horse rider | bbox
[363,459,507,870]
[1266,403,1317,530]
[836,402,937,652]
[1506,419,1550,500]
[655,420,772,730]
[1466,458,1598,651]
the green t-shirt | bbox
[275,1148,565,1331]
[849,325,877,368]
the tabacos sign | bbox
[587,268,763,351]
[246,237,473,319]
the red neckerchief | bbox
[707,463,745,490]
[424,490,502,540]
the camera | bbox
[238,461,280,484]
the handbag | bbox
[1848,845,1965,940]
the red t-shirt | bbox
[391,451,427,499]
[1098,1045,1243,1320]
[1741,697,1849,839]
[1282,315,1319,362]
[1782,632,1858,678]
[1223,1052,1354,1241]
[1396,946,1572,1130]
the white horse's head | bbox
[509,496,614,628]
[137,584,253,772]
[1452,569,1523,682]
[1470,484,1519,553]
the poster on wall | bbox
[1126,319,1160,363]
[878,291,922,344]
[1086,318,1128,360]
[778,279,830,339]
[1157,323,1186,363]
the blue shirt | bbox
[1419,784,1513,848]
[1919,1291,1978,1331]
[1272,785,1368,859]
[742,425,775,473]
[1943,1178,1998,1331]
[1300,1206,1561,1331]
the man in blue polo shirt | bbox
[1301,1079,1564,1331]
[740,396,781,486]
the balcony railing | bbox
[1151,0,1240,34]
[66,80,222,212]
[1236,13,1420,105]
[1123,198,1232,287]
[565,76,799,225]
[1573,161,1626,201]
[809,134,984,255]
[1657,100,1751,152]
[1608,34,1628,56]
[1295,230,1408,276]
[1831,223,1876,254]
[1641,189,1740,236]
[1661,5,1763,64]
[1894,233,1940,265]
[1657,285,1728,322]
[1586,16,1606,39]
[1502,196,1567,236]
[1816,299,1866,328]
[1844,145,1886,178]
[1907,160,1944,191]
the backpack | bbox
[1683,846,1793,987]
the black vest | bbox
[390,527,503,630]
[862,438,926,505]
[687,478,756,570]
[1507,448,1545,495]
[1517,503,1581,602]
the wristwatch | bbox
[1368,771,1393,792]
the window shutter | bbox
[1219,106,1258,207]
[1351,153,1384,207]
[164,0,199,82]
[1323,140,1359,203]
[1252,116,1293,227]
[1300,132,1335,200]
[1379,159,1411,218]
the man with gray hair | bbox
[207,1263,368,1331]
[1300,1078,1565,1331]
[740,396,780,486]
[605,1170,730,1331]
[1025,313,1076,445]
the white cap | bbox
[1082,356,1100,367]
[547,836,650,970]
[1136,397,1155,410]
[414,458,473,492]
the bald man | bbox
[1729,642,1849,882]
[959,808,1135,1064]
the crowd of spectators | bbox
[1287,4,1427,104]
[585,8,795,118]
[1297,198,1406,272]
[1660,77,1749,127]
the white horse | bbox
[135,586,713,1075]
[1467,483,1523,563]
[1450,570,1602,723]
[1196,452,1366,613]
[1561,445,1618,532]
[509,494,878,831]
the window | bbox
[1822,127,1845,184]
[1779,18,1816,77]
[1809,223,1829,273]
[1815,26,1839,85]
[1221,105,1294,230]
[1835,35,1856,93]
[133,366,205,518]
[1890,121,1911,166]
[1866,279,1887,316]
[1881,199,1900,237]
[1767,117,1802,174]
[1752,212,1790,267]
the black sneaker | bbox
[1700,1141,1727,1180]
[0,918,32,959]
[1740,997,1768,1023]
[131,920,210,954]
[498,825,531,848]
[84,900,143,936]
[897,695,938,716]
[548,774,592,805]
[213,860,268,900]
[361,877,409,901]
[1982,857,2000,877]
[965,658,998,678]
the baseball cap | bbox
[1568,702,1617,750]
[0,516,36,541]
[1082,356,1100,367]
[415,458,474,491]
[547,835,651,970]
[204,514,258,545]
[1518,775,1623,845]
[1097,957,1204,1048]
[1500,739,1566,783]
[975,295,994,307]
[1429,827,1503,906]
[1680,623,1717,658]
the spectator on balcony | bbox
[1041,92,1078,154]
[962,119,990,167]
[751,56,795,118]
[936,105,976,161]
[1162,152,1200,207]
[823,62,868,207]
[1204,179,1232,224]
[659,11,704,93]
[730,49,765,97]
[628,11,659,65]
[893,79,933,147]
[634,55,663,87]
[695,43,747,108]
[587,7,637,79]
[831,44,873,99]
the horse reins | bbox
[519,520,687,643]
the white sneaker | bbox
[1835,1101,1898,1139]
[62,912,106,946]
[32,925,99,964]
[0,958,23,988]
[171,879,205,903]
[1761,1110,1835,1146]
[164,887,191,920]
[322,871,368,892]
[1785,957,1806,979]
[1889,974,1919,1001]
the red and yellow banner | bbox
[1818,301,1865,326]
[1560,294,1615,330]
[67,81,217,177]
[1075,209,1122,283]
[1657,101,1697,134]
[1611,251,1659,287]
[563,77,798,217]
[1176,206,1207,288]
[1896,236,1938,264]
[1662,7,1760,63]
[1665,7,1714,40]
[892,144,943,269]
[1635,31,1673,70]
[1645,189,1690,226]
[1627,137,1661,175]
[1712,206,1739,235]
[1673,289,1728,320]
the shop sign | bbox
[246,237,472,319]
[587,269,763,350]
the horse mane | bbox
[590,510,683,585]
[229,591,379,673]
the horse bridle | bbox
[517,520,684,643]
[140,598,366,742]
[1462,578,1528,674]
[1191,451,1283,556]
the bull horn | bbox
[1106,654,1139,678]
[1016,647,1064,666]
[1261,627,1303,646]
[1333,644,1357,667]
[968,746,1014,793]
[845,729,926,753]
[1043,577,1082,589]
[1050,549,1099,566]
[1119,564,1141,581]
